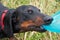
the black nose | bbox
[44,17,53,25]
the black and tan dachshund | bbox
[0,3,53,40]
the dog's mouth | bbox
[20,20,46,32]
[20,24,46,32]
[29,25,46,32]
[21,20,44,28]
[20,15,53,32]
[20,16,53,32]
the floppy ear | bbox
[3,10,14,37]
[11,9,25,32]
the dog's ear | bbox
[11,9,23,32]
[3,10,14,37]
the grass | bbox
[0,0,60,40]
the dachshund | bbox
[0,3,53,40]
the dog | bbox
[0,3,53,40]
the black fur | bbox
[0,3,53,38]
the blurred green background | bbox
[0,0,60,40]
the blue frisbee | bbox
[43,10,60,33]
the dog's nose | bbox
[44,17,53,25]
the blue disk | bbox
[43,10,60,33]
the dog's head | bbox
[12,5,53,32]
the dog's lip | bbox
[34,25,46,32]
[34,25,44,29]
[33,21,44,26]
[40,25,45,29]
[33,19,44,26]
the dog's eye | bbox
[27,10,33,14]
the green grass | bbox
[0,0,60,40]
